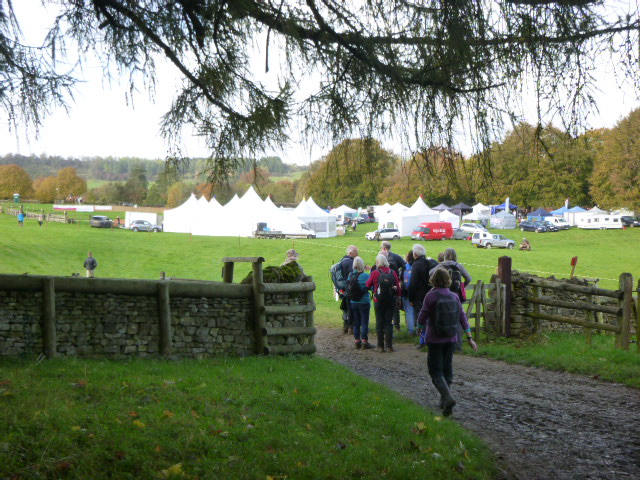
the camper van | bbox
[546,217,570,230]
[410,222,453,241]
[576,214,623,230]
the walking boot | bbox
[355,340,361,349]
[362,340,374,350]
[433,377,456,417]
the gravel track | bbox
[315,326,640,480]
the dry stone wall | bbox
[0,274,314,358]
[485,271,624,337]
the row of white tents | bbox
[163,188,501,238]
[163,187,338,238]
[164,187,629,238]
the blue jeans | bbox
[402,297,415,333]
[350,301,371,341]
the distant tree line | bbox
[2,106,639,210]
[0,154,307,207]
[296,109,640,211]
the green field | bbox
[1,214,639,479]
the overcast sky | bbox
[1,1,639,165]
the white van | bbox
[546,217,570,230]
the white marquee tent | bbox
[439,209,461,228]
[490,209,517,229]
[377,197,439,236]
[163,193,199,233]
[294,197,337,238]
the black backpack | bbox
[447,264,463,296]
[375,270,396,304]
[345,272,365,300]
[433,291,460,337]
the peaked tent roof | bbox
[530,207,552,217]
[588,206,609,214]
[451,202,472,210]
[550,206,569,215]
[406,197,438,215]
[568,206,586,213]
[432,203,450,211]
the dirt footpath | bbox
[314,326,640,480]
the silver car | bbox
[472,232,514,249]
[460,222,489,234]
[130,220,162,232]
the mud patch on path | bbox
[315,326,640,480]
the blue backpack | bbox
[402,263,412,288]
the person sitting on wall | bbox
[281,249,306,281]
[519,238,531,251]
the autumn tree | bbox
[86,182,125,204]
[33,176,58,202]
[471,123,594,209]
[299,138,397,207]
[3,1,640,183]
[379,147,473,206]
[263,180,296,204]
[166,181,196,208]
[56,167,87,199]
[123,164,148,204]
[0,164,34,198]
[590,109,640,209]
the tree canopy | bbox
[2,1,640,181]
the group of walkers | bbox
[331,241,477,416]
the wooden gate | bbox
[221,257,317,355]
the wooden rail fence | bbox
[464,257,637,353]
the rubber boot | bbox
[433,377,456,417]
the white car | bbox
[365,228,400,241]
[459,223,488,234]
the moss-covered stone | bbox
[241,262,305,284]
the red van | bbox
[410,222,454,240]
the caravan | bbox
[576,214,623,230]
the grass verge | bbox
[467,332,640,388]
[0,356,496,480]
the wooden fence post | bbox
[251,259,267,355]
[474,280,483,342]
[42,277,57,358]
[157,282,172,356]
[497,256,512,337]
[618,273,633,350]
[494,277,502,336]
[222,261,234,283]
[304,276,315,331]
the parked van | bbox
[410,222,453,241]
[546,217,570,230]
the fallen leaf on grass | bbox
[55,461,73,472]
[114,451,126,460]
[0,380,11,386]
[71,380,87,388]
[154,445,162,453]
[163,410,175,418]
[191,410,199,419]
[129,410,140,418]
[133,420,146,428]
[159,463,187,479]
[412,422,428,434]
